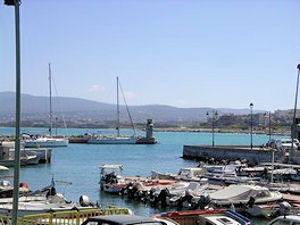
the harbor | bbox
[0,127,299,224]
[1,0,299,224]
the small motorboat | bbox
[99,164,126,193]
[209,184,282,206]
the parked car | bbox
[81,215,179,225]
[274,139,299,150]
[152,209,251,225]
[268,215,300,225]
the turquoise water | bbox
[0,127,287,223]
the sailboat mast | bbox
[116,76,120,136]
[49,63,53,136]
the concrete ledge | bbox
[183,145,285,165]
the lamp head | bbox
[4,0,20,5]
[297,64,300,70]
[250,102,254,108]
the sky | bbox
[0,0,299,111]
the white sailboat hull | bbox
[88,136,137,144]
[25,138,69,148]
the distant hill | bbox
[0,91,263,125]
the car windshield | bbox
[83,221,164,225]
[133,223,162,225]
[270,219,300,225]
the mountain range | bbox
[0,91,263,125]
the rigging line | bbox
[51,74,69,136]
[118,81,136,136]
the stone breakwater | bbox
[182,145,286,165]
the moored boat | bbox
[209,184,282,206]
[24,137,69,148]
[88,135,137,144]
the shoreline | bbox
[0,126,289,136]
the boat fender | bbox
[79,195,91,207]
[19,182,29,189]
[127,208,134,215]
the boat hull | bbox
[88,137,137,144]
[25,139,69,148]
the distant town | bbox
[0,108,293,135]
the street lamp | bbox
[206,111,218,147]
[3,0,22,224]
[250,103,254,149]
[55,117,58,136]
[4,0,17,5]
[264,111,272,141]
[291,64,300,163]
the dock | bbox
[182,145,286,165]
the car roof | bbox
[204,215,241,225]
[269,215,300,224]
[87,215,157,225]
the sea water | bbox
[0,127,287,224]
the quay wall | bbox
[183,145,285,165]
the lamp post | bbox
[55,117,58,136]
[264,111,272,141]
[291,64,300,163]
[250,103,254,149]
[3,0,21,224]
[206,111,218,147]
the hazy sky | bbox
[0,0,299,110]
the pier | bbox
[182,145,286,165]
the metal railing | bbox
[0,207,130,225]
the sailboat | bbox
[24,64,69,148]
[88,77,138,144]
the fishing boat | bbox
[100,164,176,194]
[99,164,126,193]
[24,64,69,148]
[88,77,138,144]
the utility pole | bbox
[206,111,218,147]
[4,0,22,224]
[250,103,254,149]
[290,64,300,163]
